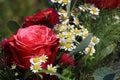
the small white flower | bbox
[73,17,79,25]
[63,42,76,51]
[30,64,42,73]
[30,55,48,65]
[30,57,41,65]
[79,5,87,12]
[85,46,95,56]
[90,36,100,45]
[47,64,57,75]
[72,28,82,36]
[90,7,100,15]
[82,32,89,39]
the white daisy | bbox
[79,5,87,12]
[90,7,100,15]
[90,36,100,45]
[47,64,57,75]
[30,64,42,73]
[85,46,95,56]
[73,17,79,25]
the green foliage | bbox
[7,21,20,33]
[0,0,49,37]
[93,67,115,80]
[94,62,120,80]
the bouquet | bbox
[0,0,120,80]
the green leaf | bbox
[7,20,20,33]
[93,67,115,80]
[69,33,92,56]
[95,44,116,65]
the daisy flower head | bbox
[56,24,66,31]
[64,42,76,51]
[85,46,95,56]
[58,9,67,16]
[57,32,66,40]
[30,57,41,65]
[39,54,48,63]
[30,64,42,73]
[73,17,79,25]
[82,32,89,39]
[72,28,82,36]
[65,31,75,40]
[47,64,57,75]
[66,24,75,30]
[90,7,100,15]
[30,54,48,65]
[90,36,100,45]
[79,5,87,12]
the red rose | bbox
[60,53,74,66]
[23,8,60,27]
[85,0,120,9]
[2,25,59,69]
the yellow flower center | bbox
[62,0,68,3]
[87,47,93,53]
[74,29,80,34]
[83,33,89,37]
[59,33,64,38]
[92,38,97,43]
[60,9,66,13]
[82,6,86,10]
[65,43,72,48]
[33,65,39,70]
[67,32,73,38]
[74,19,79,25]
[62,16,67,21]
[33,58,40,63]
[92,8,97,12]
[57,25,63,31]
[48,67,55,72]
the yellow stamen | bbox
[33,58,40,63]
[65,43,72,48]
[62,0,68,3]
[33,65,39,70]
[92,8,97,12]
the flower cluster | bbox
[52,1,100,55]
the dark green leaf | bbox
[7,20,20,33]
[93,67,115,80]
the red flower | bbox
[60,53,74,66]
[2,25,59,69]
[86,0,120,9]
[23,8,60,27]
